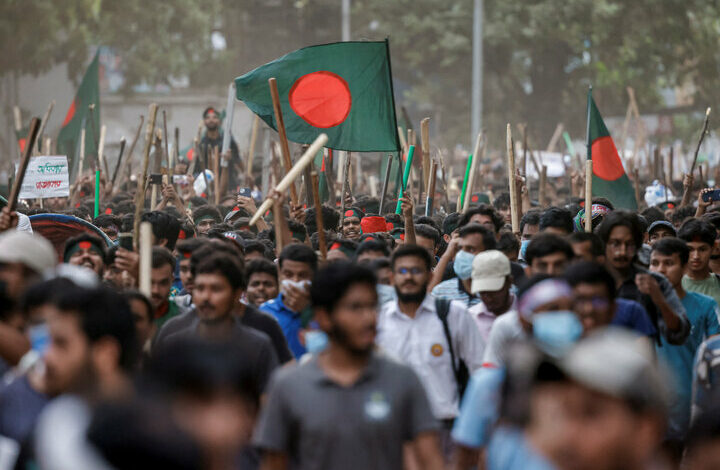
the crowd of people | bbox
[0,109,720,470]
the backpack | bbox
[693,334,720,417]
[435,297,470,398]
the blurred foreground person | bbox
[254,262,444,470]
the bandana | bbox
[518,279,573,321]
[573,204,611,232]
[64,239,105,262]
[329,242,356,258]
[344,207,365,220]
[361,216,388,234]
[195,214,218,224]
[385,218,403,231]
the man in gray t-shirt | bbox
[253,262,442,470]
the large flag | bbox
[57,51,100,175]
[235,40,400,152]
[586,89,637,210]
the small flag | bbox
[586,89,637,210]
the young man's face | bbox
[650,250,685,287]
[197,219,214,236]
[43,305,91,397]
[478,278,511,314]
[605,226,636,271]
[68,245,105,275]
[320,282,378,355]
[204,111,220,131]
[458,233,486,256]
[99,225,119,241]
[497,205,511,224]
[571,282,614,333]
[375,266,392,286]
[530,252,569,276]
[686,240,713,275]
[415,235,437,258]
[150,263,174,310]
[571,240,596,262]
[246,272,279,306]
[179,258,193,293]
[522,223,539,241]
[648,227,674,246]
[342,216,361,240]
[193,273,240,322]
[279,259,313,283]
[391,255,430,302]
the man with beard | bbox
[254,262,444,470]
[198,107,241,191]
[63,234,107,277]
[377,245,484,453]
[597,210,689,345]
[341,207,365,241]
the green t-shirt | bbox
[682,274,720,314]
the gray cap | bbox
[0,231,56,274]
[647,220,676,235]
[559,327,668,413]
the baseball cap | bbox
[558,327,668,413]
[647,220,676,235]
[471,250,511,293]
[0,231,57,274]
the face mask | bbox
[453,250,475,280]
[28,323,50,355]
[532,311,583,357]
[520,239,530,260]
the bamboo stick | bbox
[133,104,159,247]
[420,118,430,194]
[139,222,152,297]
[585,160,593,232]
[268,78,299,206]
[507,124,519,234]
[311,171,327,260]
[8,118,41,211]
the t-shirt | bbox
[657,291,720,439]
[611,298,657,337]
[485,426,557,470]
[682,274,720,316]
[253,352,438,470]
[482,311,526,368]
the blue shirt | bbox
[486,426,556,470]
[612,298,657,337]
[452,368,505,448]
[260,295,307,359]
[657,291,720,438]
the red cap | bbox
[361,216,388,234]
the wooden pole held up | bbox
[268,78,299,206]
[507,124,519,234]
[585,160,593,232]
[8,118,41,211]
[311,171,327,260]
[139,222,152,297]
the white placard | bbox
[18,156,70,199]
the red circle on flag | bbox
[591,137,624,181]
[289,71,352,128]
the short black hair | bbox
[56,285,138,371]
[678,218,717,247]
[243,240,274,260]
[192,205,222,225]
[640,206,666,225]
[564,261,616,299]
[414,216,441,233]
[520,209,541,235]
[384,213,404,229]
[539,207,573,234]
[188,196,208,208]
[141,211,181,250]
[93,214,121,229]
[63,233,107,264]
[311,261,377,313]
[191,242,245,288]
[304,205,340,236]
[596,210,644,250]
[246,258,278,282]
[441,212,461,235]
[355,239,390,258]
[176,238,206,258]
[458,223,497,250]
[671,206,696,227]
[123,290,154,322]
[391,244,433,271]
[652,237,690,266]
[152,246,176,271]
[458,204,504,232]
[414,224,441,248]
[279,244,317,272]
[493,192,511,209]
[194,253,245,290]
[568,232,605,257]
[525,233,574,265]
[497,231,520,256]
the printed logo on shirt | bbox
[430,343,444,357]
[364,392,391,421]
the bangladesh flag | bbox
[57,51,100,176]
[586,89,637,210]
[235,40,400,152]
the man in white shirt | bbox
[467,250,517,342]
[377,245,485,426]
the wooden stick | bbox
[8,118,41,211]
[420,118,430,194]
[78,128,86,178]
[221,82,236,155]
[246,115,260,185]
[398,127,408,154]
[539,165,548,207]
[138,221,152,297]
[379,155,393,214]
[585,160,593,232]
[311,171,327,260]
[303,152,314,209]
[98,125,108,176]
[668,146,674,186]
[425,160,437,216]
[162,110,170,170]
[340,151,353,228]
[12,106,22,132]
[507,124,519,234]
[273,198,285,256]
[122,115,144,190]
[633,168,641,208]
[133,104,159,247]
[681,107,711,205]
[43,137,51,155]
[268,78,299,206]
[249,134,328,226]
[172,127,179,175]
[111,138,127,188]
[546,123,564,152]
[213,146,220,205]
[463,133,483,212]
[35,100,55,155]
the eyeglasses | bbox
[395,267,425,275]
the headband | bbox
[64,240,105,262]
[518,279,573,321]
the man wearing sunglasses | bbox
[377,245,484,458]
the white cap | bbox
[471,250,511,294]
[0,231,57,274]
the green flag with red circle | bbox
[586,89,637,210]
[235,40,400,152]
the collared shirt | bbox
[467,296,518,342]
[431,278,481,307]
[260,294,307,359]
[253,351,438,470]
[377,295,485,419]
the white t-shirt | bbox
[482,310,527,368]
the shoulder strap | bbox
[435,297,461,388]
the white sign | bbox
[525,151,569,179]
[18,156,70,199]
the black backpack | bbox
[435,297,470,397]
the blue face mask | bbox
[453,250,475,280]
[532,310,583,357]
[28,323,50,355]
[305,330,328,354]
[520,239,530,260]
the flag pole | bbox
[506,124,519,234]
[379,155,393,214]
[311,171,327,260]
[425,160,438,216]
[34,101,55,155]
[111,137,126,189]
[420,117,430,194]
[268,78,299,206]
[585,160,593,232]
